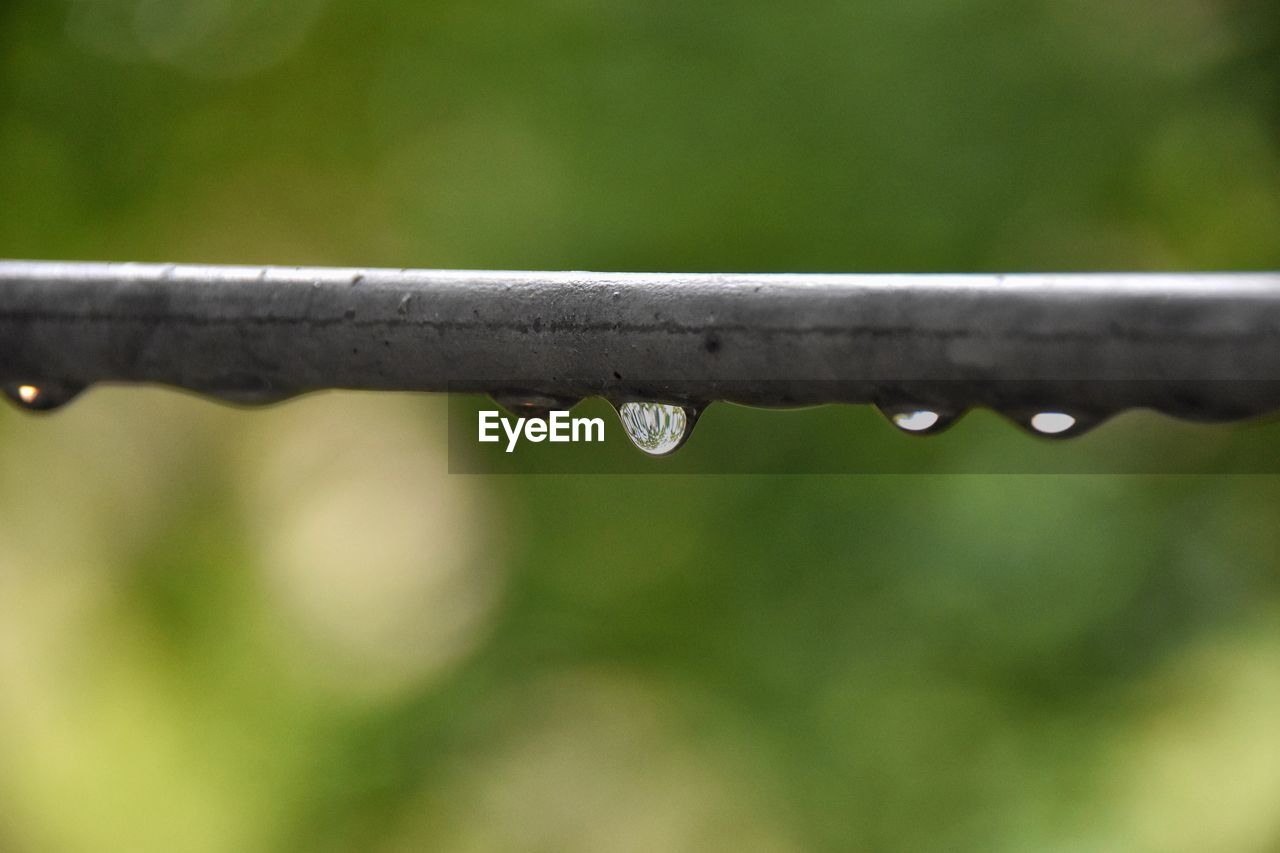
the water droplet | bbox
[492,393,581,422]
[3,382,83,412]
[878,405,960,435]
[1029,411,1077,435]
[893,409,939,432]
[616,401,699,456]
[209,389,300,407]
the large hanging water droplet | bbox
[3,381,83,413]
[615,401,699,456]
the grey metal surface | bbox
[2,260,1279,421]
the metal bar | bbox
[2,260,1280,422]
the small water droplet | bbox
[209,389,300,407]
[893,410,939,432]
[878,404,960,435]
[1029,411,1077,435]
[616,401,699,456]
[492,393,581,422]
[4,382,83,412]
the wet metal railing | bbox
[3,260,1279,451]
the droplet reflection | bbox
[17,384,39,405]
[616,402,696,456]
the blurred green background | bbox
[3,0,1280,850]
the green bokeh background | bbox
[3,1,1280,850]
